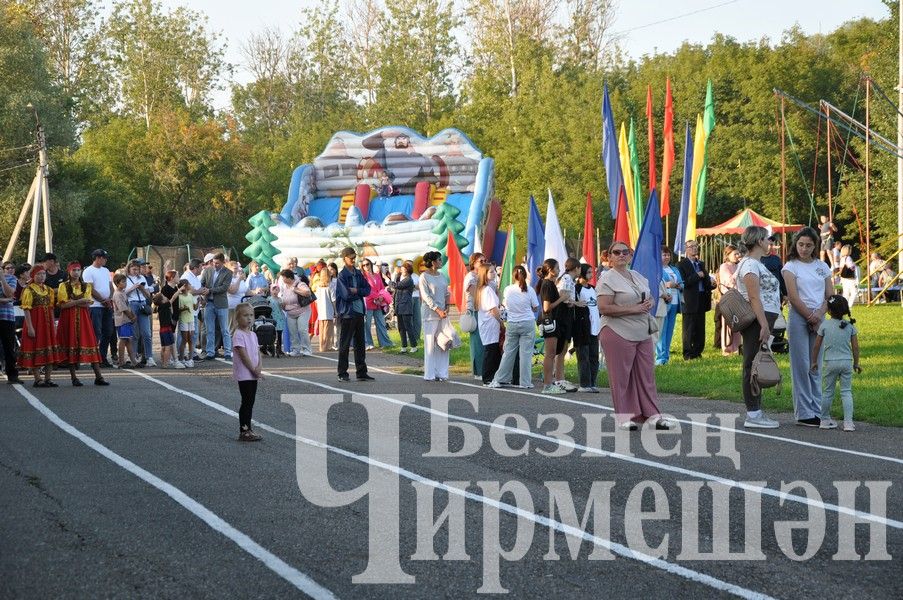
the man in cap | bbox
[335,247,374,381]
[82,249,116,367]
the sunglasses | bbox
[610,249,632,256]
[4,266,14,270]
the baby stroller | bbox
[243,294,278,356]
[770,310,789,354]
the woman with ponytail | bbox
[811,295,861,432]
[488,265,539,388]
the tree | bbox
[430,202,468,254]
[243,210,280,272]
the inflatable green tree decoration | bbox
[244,211,281,272]
[429,202,468,254]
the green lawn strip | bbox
[376,305,901,426]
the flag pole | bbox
[865,76,871,304]
[780,96,788,262]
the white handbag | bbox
[459,310,477,333]
[435,317,462,351]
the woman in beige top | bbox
[597,241,673,430]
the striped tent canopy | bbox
[696,208,804,236]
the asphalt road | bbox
[1,349,900,599]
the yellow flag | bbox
[618,123,639,245]
[687,114,705,241]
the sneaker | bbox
[486,381,502,388]
[576,387,598,393]
[590,386,601,393]
[400,347,408,353]
[145,357,157,368]
[300,350,312,357]
[518,384,535,389]
[619,421,639,431]
[409,346,418,353]
[173,361,186,369]
[819,419,838,430]
[186,359,194,368]
[365,345,375,351]
[744,414,780,429]
[796,417,820,427]
[224,354,233,360]
[542,384,566,395]
[337,374,350,382]
[474,375,483,381]
[556,380,578,392]
[287,349,301,357]
[239,428,262,442]
[653,418,678,430]
[842,421,856,432]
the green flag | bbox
[500,225,516,290]
[628,118,644,226]
[696,80,716,214]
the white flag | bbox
[544,189,569,268]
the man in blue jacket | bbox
[336,247,375,381]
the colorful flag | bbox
[631,189,664,315]
[674,121,694,254]
[661,78,675,217]
[500,225,516,290]
[446,230,466,309]
[628,119,644,246]
[545,189,568,267]
[696,80,716,214]
[646,85,657,194]
[601,83,623,219]
[526,195,545,286]
[614,188,631,246]
[618,122,635,227]
[687,113,706,241]
[582,192,597,284]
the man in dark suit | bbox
[200,252,233,360]
[678,240,713,360]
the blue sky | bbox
[152,0,891,110]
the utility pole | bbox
[3,103,52,264]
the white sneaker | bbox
[542,384,566,395]
[186,359,194,368]
[409,346,418,353]
[518,384,535,389]
[842,421,856,432]
[173,361,186,369]
[287,349,301,357]
[486,381,502,388]
[145,357,157,368]
[366,345,374,350]
[474,375,482,380]
[301,350,312,357]
[576,387,598,393]
[744,414,780,428]
[556,380,578,392]
[819,419,838,429]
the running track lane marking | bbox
[130,370,775,600]
[308,354,903,466]
[11,383,338,600]
[218,360,903,531]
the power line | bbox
[614,0,743,35]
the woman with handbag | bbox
[463,252,486,380]
[782,227,833,427]
[597,242,673,429]
[277,269,313,356]
[537,259,567,395]
[736,226,783,428]
[124,259,155,367]
[419,251,451,381]
[361,259,393,350]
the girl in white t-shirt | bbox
[475,264,502,385]
[488,266,539,388]
[573,264,601,392]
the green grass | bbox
[378,305,903,426]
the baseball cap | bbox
[135,258,147,265]
[90,249,109,258]
[340,247,357,258]
[203,252,216,263]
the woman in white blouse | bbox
[489,265,539,388]
[419,251,451,381]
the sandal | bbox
[71,378,83,387]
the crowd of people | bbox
[2,226,868,435]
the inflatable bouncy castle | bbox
[243,127,504,271]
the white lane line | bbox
[225,360,903,531]
[132,370,775,600]
[307,354,903,466]
[11,384,337,600]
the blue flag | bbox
[602,82,624,219]
[632,189,664,315]
[526,195,545,286]
[673,122,694,255]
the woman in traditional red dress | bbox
[19,265,62,387]
[57,262,109,387]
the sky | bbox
[147,0,892,111]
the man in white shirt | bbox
[82,249,115,367]
[181,258,207,359]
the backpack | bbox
[719,288,756,333]
[750,345,782,396]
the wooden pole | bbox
[865,77,871,304]
[781,97,788,262]
[27,165,42,265]
[3,177,38,263]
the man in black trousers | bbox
[335,247,375,382]
[678,240,713,360]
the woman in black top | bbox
[537,259,566,395]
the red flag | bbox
[446,230,466,308]
[646,85,657,194]
[582,192,597,284]
[613,188,630,245]
[661,78,675,216]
